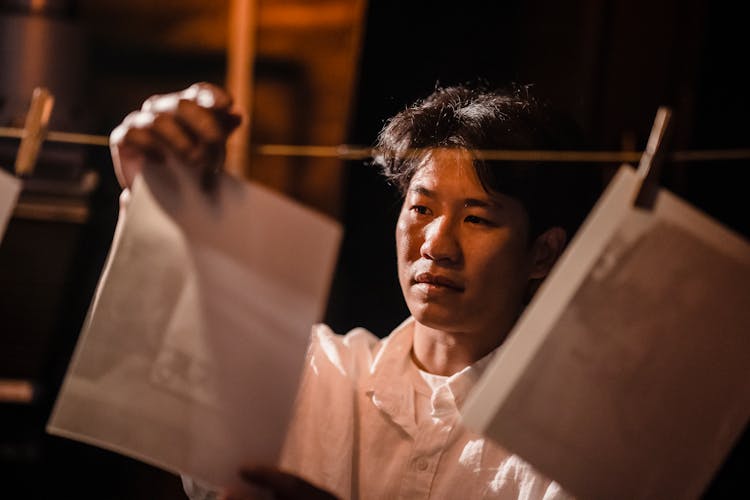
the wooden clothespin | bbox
[633,106,672,209]
[14,87,55,176]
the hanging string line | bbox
[1,126,748,163]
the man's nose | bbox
[420,216,461,264]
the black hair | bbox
[373,84,600,240]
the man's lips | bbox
[413,272,464,291]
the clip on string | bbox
[634,106,672,209]
[14,87,55,177]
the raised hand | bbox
[110,82,242,190]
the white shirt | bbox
[273,317,570,499]
[184,318,570,499]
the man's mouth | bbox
[413,272,464,291]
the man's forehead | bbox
[410,149,473,183]
[407,148,532,209]
[415,147,473,168]
[409,149,507,205]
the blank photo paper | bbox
[462,165,750,500]
[48,165,342,491]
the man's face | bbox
[396,148,535,339]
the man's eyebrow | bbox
[465,198,502,209]
[463,198,488,208]
[410,185,502,208]
[409,185,435,197]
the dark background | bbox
[1,0,747,498]
[330,0,749,337]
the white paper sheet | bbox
[0,168,21,243]
[462,165,750,500]
[47,164,342,490]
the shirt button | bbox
[416,458,429,471]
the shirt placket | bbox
[398,385,458,499]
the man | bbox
[111,83,595,499]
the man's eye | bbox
[411,205,430,215]
[465,215,492,225]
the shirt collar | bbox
[442,348,496,408]
[365,318,499,436]
[365,318,418,436]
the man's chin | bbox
[409,306,466,333]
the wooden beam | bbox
[225,0,259,178]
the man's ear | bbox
[529,227,567,280]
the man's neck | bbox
[411,322,505,376]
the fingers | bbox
[239,466,338,500]
[180,81,235,111]
[150,112,194,161]
[110,82,242,190]
[142,82,234,113]
[110,112,163,188]
[172,99,230,155]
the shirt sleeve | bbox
[278,324,379,498]
[181,325,378,500]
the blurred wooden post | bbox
[226,0,259,178]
